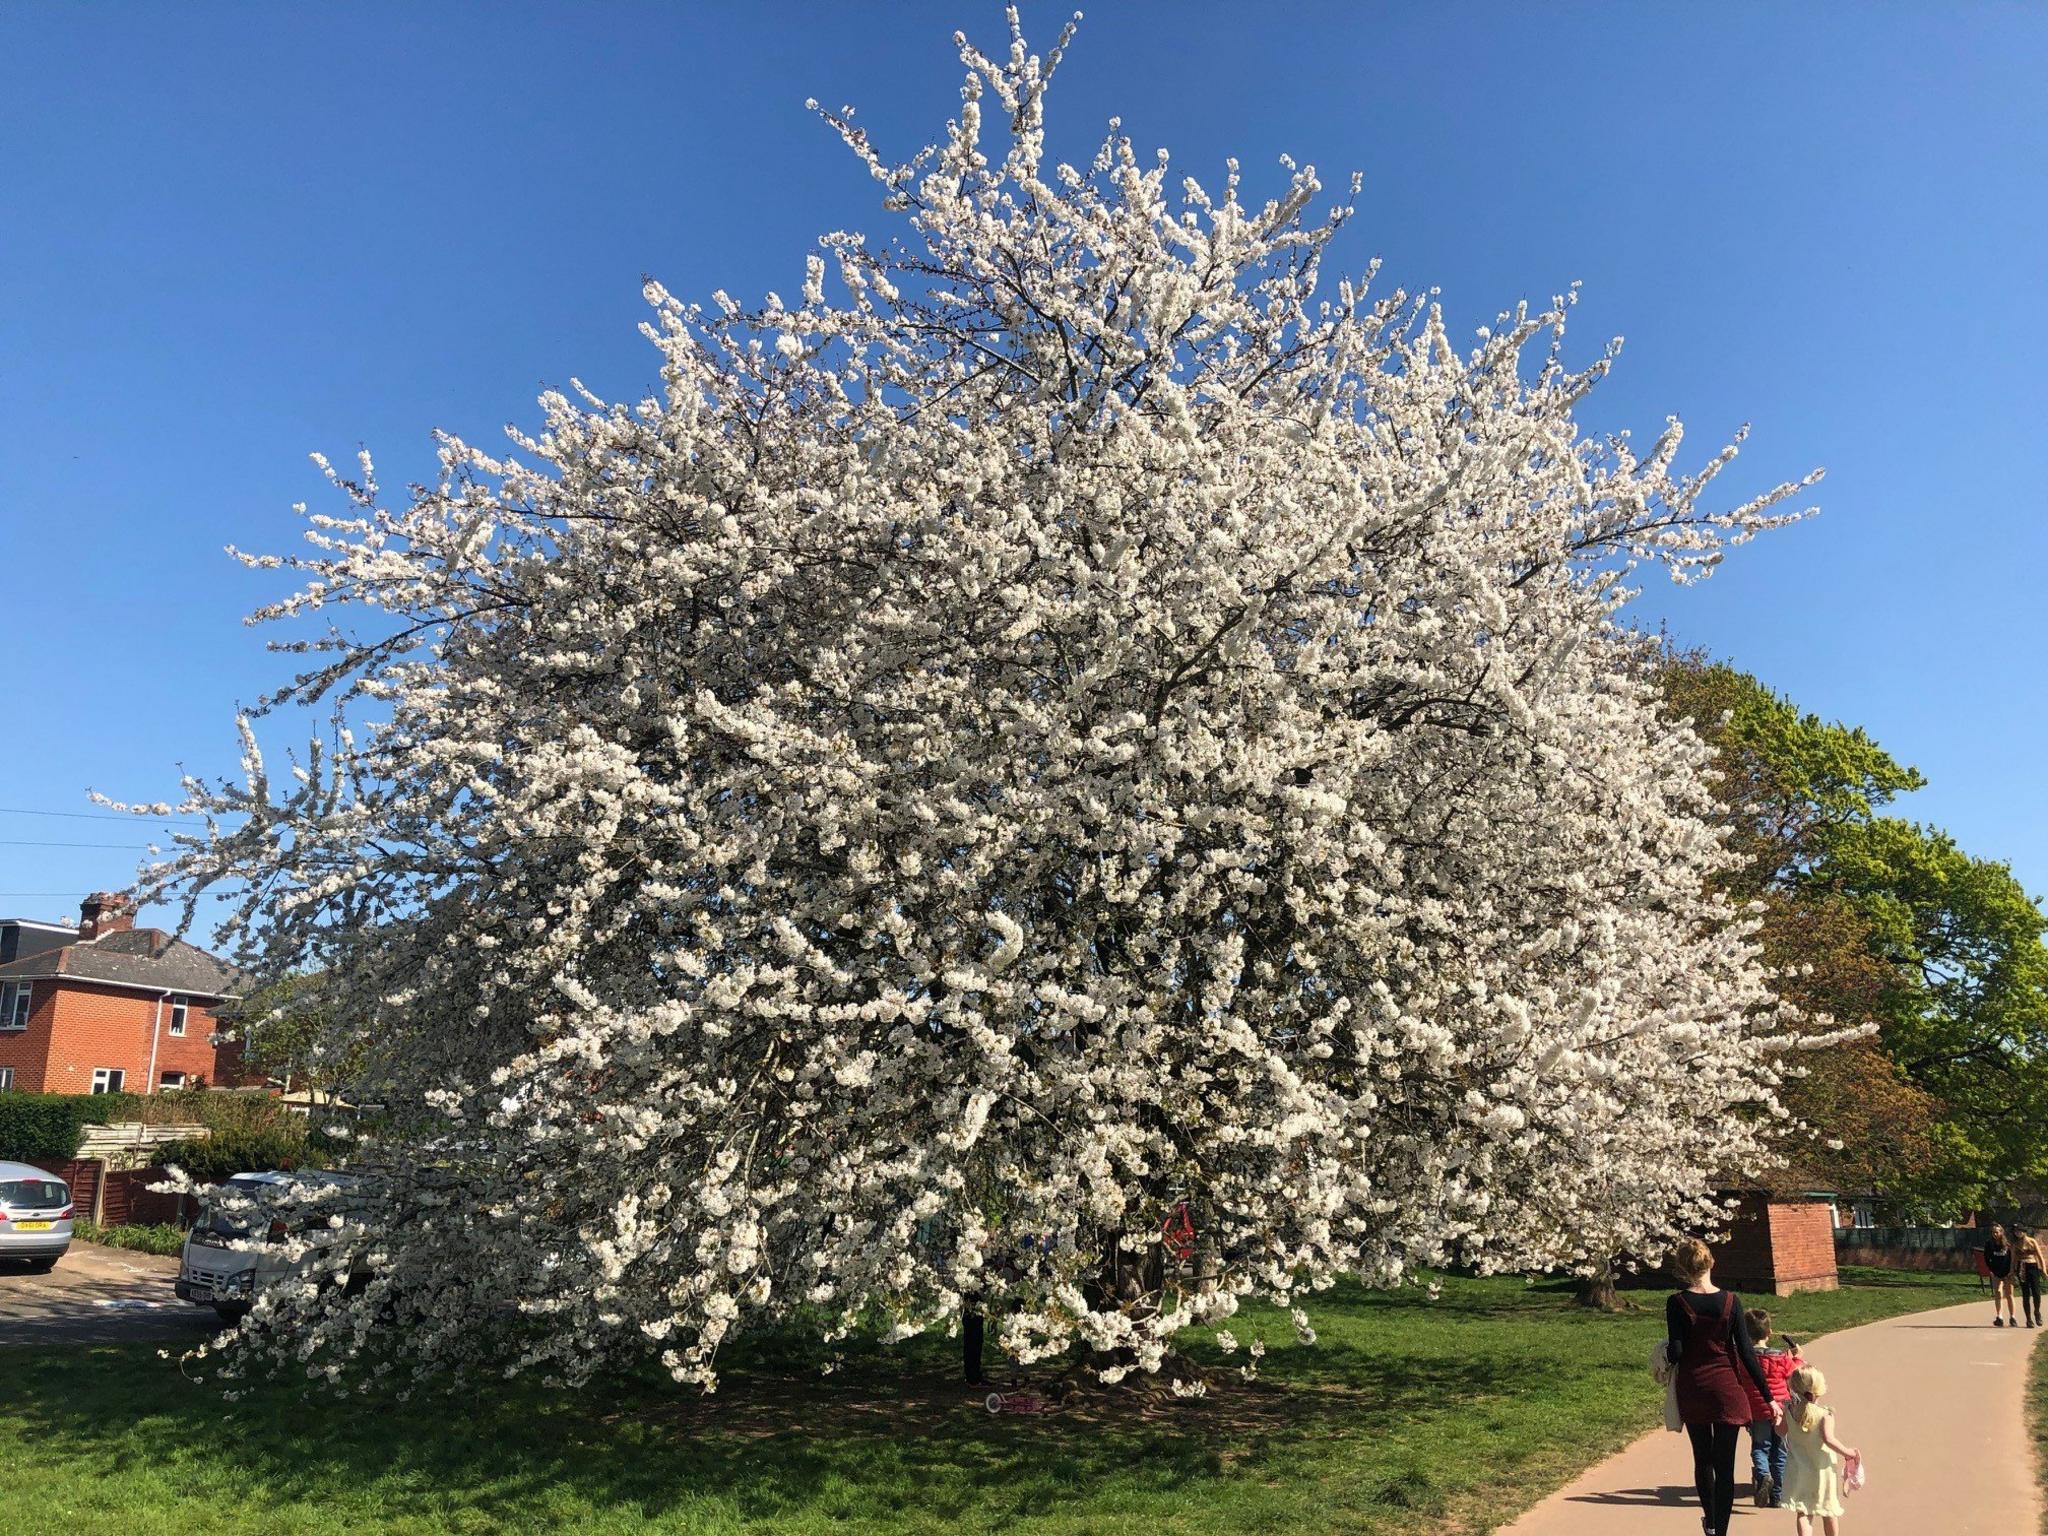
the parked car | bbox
[0,1159,74,1272]
[175,1168,372,1321]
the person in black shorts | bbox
[2017,1227,2045,1328]
[1985,1223,2019,1327]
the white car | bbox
[175,1169,371,1321]
[0,1159,73,1271]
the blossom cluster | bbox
[140,11,1818,1390]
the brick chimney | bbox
[78,891,135,941]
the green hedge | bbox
[0,1093,96,1164]
[157,1124,317,1181]
[0,1091,322,1169]
[0,1097,237,1163]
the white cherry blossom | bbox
[140,11,1820,1390]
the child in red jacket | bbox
[1742,1307,1803,1507]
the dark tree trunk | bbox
[963,1308,986,1384]
[1577,1255,1626,1311]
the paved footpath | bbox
[1496,1300,2040,1535]
[0,1242,217,1345]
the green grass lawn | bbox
[2031,1301,2048,1535]
[0,1266,1978,1536]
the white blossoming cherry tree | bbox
[144,13,1821,1392]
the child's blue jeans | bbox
[1748,1421,1786,1495]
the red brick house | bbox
[0,893,249,1095]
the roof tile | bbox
[0,927,242,996]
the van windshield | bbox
[199,1179,276,1237]
[201,1205,253,1238]
[0,1179,69,1210]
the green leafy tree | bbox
[1823,818,2048,1204]
[222,972,359,1093]
[1664,659,2048,1213]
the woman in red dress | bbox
[1664,1237,1780,1536]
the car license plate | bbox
[187,1285,214,1303]
[16,1220,53,1231]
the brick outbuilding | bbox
[0,893,250,1094]
[1712,1185,1840,1296]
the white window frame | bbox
[168,996,189,1037]
[0,980,30,1031]
[158,1070,186,1090]
[0,1066,14,1090]
[90,1067,125,1094]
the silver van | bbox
[0,1159,73,1271]
[175,1169,370,1321]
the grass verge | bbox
[0,1266,1975,1535]
[2031,1304,2048,1534]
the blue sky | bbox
[2,2,2044,938]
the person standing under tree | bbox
[2016,1227,2044,1328]
[1664,1237,1781,1536]
[1985,1223,2019,1327]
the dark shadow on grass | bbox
[11,1272,1967,1529]
[2,1334,1565,1530]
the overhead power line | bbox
[0,839,158,850]
[0,806,204,827]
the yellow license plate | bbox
[16,1220,54,1231]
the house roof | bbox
[0,926,243,998]
[1717,1162,1845,1201]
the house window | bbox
[159,1071,186,1090]
[0,1067,13,1090]
[0,980,30,1030]
[90,1067,125,1094]
[168,997,189,1037]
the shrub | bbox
[0,1089,330,1175]
[76,1091,149,1125]
[142,1089,297,1137]
[159,1123,320,1182]
[72,1219,186,1256]
[0,1090,257,1163]
[0,1092,94,1164]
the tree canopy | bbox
[221,971,356,1092]
[144,17,1818,1391]
[1663,658,2048,1214]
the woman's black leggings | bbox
[2023,1266,2043,1324]
[1686,1422,1741,1535]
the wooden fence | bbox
[54,1158,100,1221]
[52,1157,194,1227]
[99,1167,194,1227]
[76,1121,208,1167]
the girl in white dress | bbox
[1782,1365,1859,1535]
